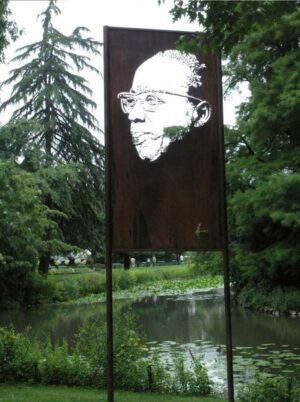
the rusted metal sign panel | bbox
[105,27,226,251]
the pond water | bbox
[1,288,299,395]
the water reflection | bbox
[232,306,300,347]
[0,303,106,347]
[2,291,299,349]
[133,290,225,344]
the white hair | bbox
[157,49,206,89]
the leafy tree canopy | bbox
[167,0,300,291]
[0,118,104,271]
[0,159,67,265]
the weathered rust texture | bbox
[106,27,225,251]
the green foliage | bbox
[163,125,186,141]
[118,276,223,298]
[188,252,223,276]
[0,312,212,396]
[0,159,71,308]
[0,119,104,258]
[230,171,300,290]
[0,160,62,264]
[0,258,54,308]
[45,266,222,304]
[192,359,211,395]
[0,119,41,163]
[32,156,104,257]
[0,0,102,161]
[0,0,105,274]
[237,286,300,313]
[0,0,19,62]
[0,327,41,383]
[172,354,211,395]
[38,340,92,387]
[237,375,299,402]
[114,311,148,391]
[168,1,300,295]
[148,350,171,392]
[111,265,198,290]
[47,272,103,303]
[142,351,212,396]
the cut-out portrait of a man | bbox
[118,50,212,161]
[105,27,225,251]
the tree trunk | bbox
[39,253,51,275]
[124,253,130,270]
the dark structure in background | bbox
[104,26,234,401]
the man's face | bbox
[119,55,196,161]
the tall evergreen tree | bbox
[0,0,102,165]
[0,0,105,273]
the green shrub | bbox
[188,252,223,276]
[76,309,148,390]
[171,354,211,395]
[115,270,136,290]
[237,286,300,313]
[113,310,148,391]
[51,280,79,302]
[148,350,172,392]
[22,273,55,305]
[0,258,40,308]
[77,275,103,296]
[237,286,268,310]
[0,327,41,383]
[191,359,212,395]
[74,321,107,388]
[40,340,71,385]
[0,313,212,396]
[269,288,300,312]
[38,339,99,387]
[237,375,299,402]
[49,272,106,302]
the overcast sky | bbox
[0,0,249,140]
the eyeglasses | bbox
[117,90,202,114]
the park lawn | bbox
[0,384,227,402]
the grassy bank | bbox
[45,265,223,304]
[237,285,300,316]
[0,384,226,402]
[68,276,224,306]
[45,265,300,314]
